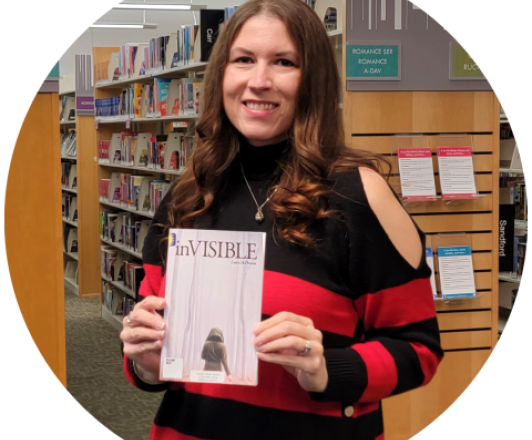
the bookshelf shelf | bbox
[99,200,155,219]
[64,251,79,261]
[60,120,76,126]
[61,155,77,161]
[515,219,527,231]
[62,218,79,228]
[64,277,79,296]
[96,114,198,124]
[101,237,142,260]
[327,29,343,37]
[102,306,124,332]
[102,274,136,299]
[99,162,184,176]
[59,90,76,96]
[499,272,521,283]
[62,187,78,195]
[95,62,209,90]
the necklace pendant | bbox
[255,209,265,223]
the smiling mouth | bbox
[243,102,279,110]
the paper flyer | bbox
[397,148,437,199]
[438,246,476,299]
[437,147,477,199]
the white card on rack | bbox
[397,148,437,199]
[437,147,477,198]
[438,246,476,299]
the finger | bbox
[257,336,323,357]
[121,327,166,344]
[254,321,320,347]
[128,307,166,330]
[256,352,322,375]
[135,296,166,313]
[123,340,163,358]
[254,312,314,335]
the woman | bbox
[201,328,231,376]
[120,0,443,439]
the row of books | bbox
[60,96,75,122]
[99,132,193,170]
[61,130,77,158]
[62,163,77,189]
[100,210,151,255]
[63,225,78,254]
[500,175,527,221]
[62,194,78,222]
[102,281,136,317]
[500,123,513,140]
[101,246,145,295]
[95,77,203,119]
[96,9,238,84]
[99,173,172,213]
[513,234,527,275]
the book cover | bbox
[160,229,266,385]
[200,10,225,62]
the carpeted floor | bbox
[65,290,162,440]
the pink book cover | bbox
[160,229,266,385]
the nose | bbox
[248,62,273,90]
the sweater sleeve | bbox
[122,183,176,392]
[311,168,443,403]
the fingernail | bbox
[160,331,165,338]
[160,322,166,330]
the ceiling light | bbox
[114,1,206,11]
[90,22,158,29]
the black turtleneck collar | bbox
[238,135,290,181]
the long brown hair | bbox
[167,0,389,246]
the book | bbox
[200,10,225,62]
[160,229,266,385]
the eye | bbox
[234,56,253,64]
[277,59,296,67]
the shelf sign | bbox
[450,43,485,80]
[346,42,401,80]
[76,97,94,111]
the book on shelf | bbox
[64,227,78,253]
[199,9,225,62]
[63,194,78,222]
[61,162,77,189]
[60,96,75,122]
[60,130,77,157]
[500,174,527,221]
[160,228,266,385]
[154,78,172,117]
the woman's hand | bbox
[253,312,328,393]
[121,296,167,380]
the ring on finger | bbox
[300,340,311,355]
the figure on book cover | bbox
[201,328,231,375]
[120,1,443,439]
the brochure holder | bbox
[433,135,484,203]
[390,136,439,204]
[428,233,481,302]
[134,133,153,168]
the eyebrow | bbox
[231,47,299,58]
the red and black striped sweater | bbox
[124,138,443,440]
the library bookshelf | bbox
[93,46,210,330]
[60,89,101,298]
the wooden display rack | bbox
[340,13,500,438]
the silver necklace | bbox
[239,159,277,224]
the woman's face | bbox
[223,14,301,147]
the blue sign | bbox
[346,44,401,80]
